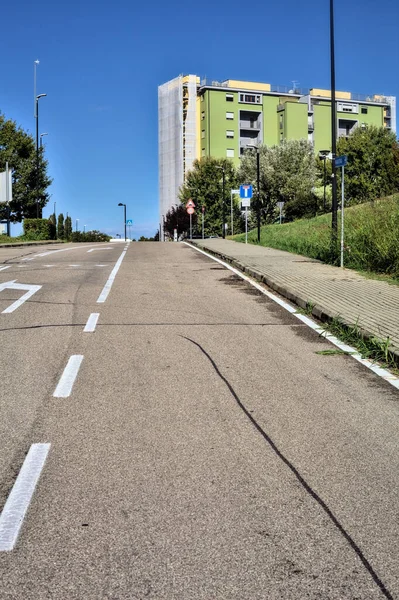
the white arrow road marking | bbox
[0,443,50,552]
[0,280,42,314]
[0,266,10,271]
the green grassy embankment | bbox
[233,194,399,279]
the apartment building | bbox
[158,75,396,225]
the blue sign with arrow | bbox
[240,185,253,199]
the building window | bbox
[226,148,235,158]
[239,93,261,104]
[226,130,234,139]
[226,112,234,120]
[226,94,234,102]
[201,148,205,157]
[201,130,205,139]
[361,107,368,114]
[201,111,205,120]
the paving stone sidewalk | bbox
[191,239,399,357]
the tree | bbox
[48,214,56,240]
[179,157,241,237]
[57,213,65,239]
[336,126,399,204]
[238,140,317,223]
[0,114,52,221]
[164,204,193,239]
[64,215,72,240]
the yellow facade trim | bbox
[310,88,351,100]
[226,80,271,92]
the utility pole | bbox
[256,149,260,243]
[330,0,338,259]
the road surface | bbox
[0,241,398,599]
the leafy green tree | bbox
[0,114,52,221]
[57,213,65,239]
[179,157,241,236]
[64,215,72,240]
[164,204,193,238]
[238,140,317,223]
[336,126,399,204]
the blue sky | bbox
[1,0,398,238]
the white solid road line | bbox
[96,248,127,303]
[0,443,50,552]
[53,355,84,398]
[186,243,399,391]
[0,266,10,271]
[84,313,100,332]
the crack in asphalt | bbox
[182,334,394,600]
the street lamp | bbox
[246,144,261,243]
[319,150,330,211]
[40,132,48,148]
[35,93,47,218]
[216,165,226,239]
[118,203,127,241]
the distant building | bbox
[158,75,396,229]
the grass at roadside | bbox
[232,194,399,279]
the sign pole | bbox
[190,213,192,240]
[340,165,345,268]
[231,191,233,237]
[6,162,10,237]
[202,208,204,239]
[245,205,248,244]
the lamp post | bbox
[118,203,127,241]
[319,150,330,212]
[216,165,226,239]
[246,145,261,243]
[35,93,47,218]
[40,132,48,148]
[330,0,338,258]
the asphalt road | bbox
[0,241,398,599]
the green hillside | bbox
[232,195,399,278]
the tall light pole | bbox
[246,145,261,243]
[330,0,338,258]
[216,165,226,238]
[118,203,127,241]
[34,60,39,118]
[35,93,47,218]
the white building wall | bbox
[158,76,184,237]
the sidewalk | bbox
[190,239,399,358]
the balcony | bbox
[240,120,261,130]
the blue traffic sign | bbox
[335,155,348,168]
[240,185,253,199]
[126,219,133,225]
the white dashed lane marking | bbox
[83,313,100,332]
[53,355,84,398]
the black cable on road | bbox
[182,335,394,600]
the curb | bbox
[0,241,63,249]
[189,241,399,362]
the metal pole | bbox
[323,157,326,211]
[256,149,260,242]
[222,169,225,239]
[330,0,338,256]
[36,98,39,218]
[245,205,248,244]
[340,166,345,268]
[280,204,282,225]
[6,162,10,237]
[124,205,127,241]
[202,209,204,239]
[190,213,192,239]
[230,191,234,237]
